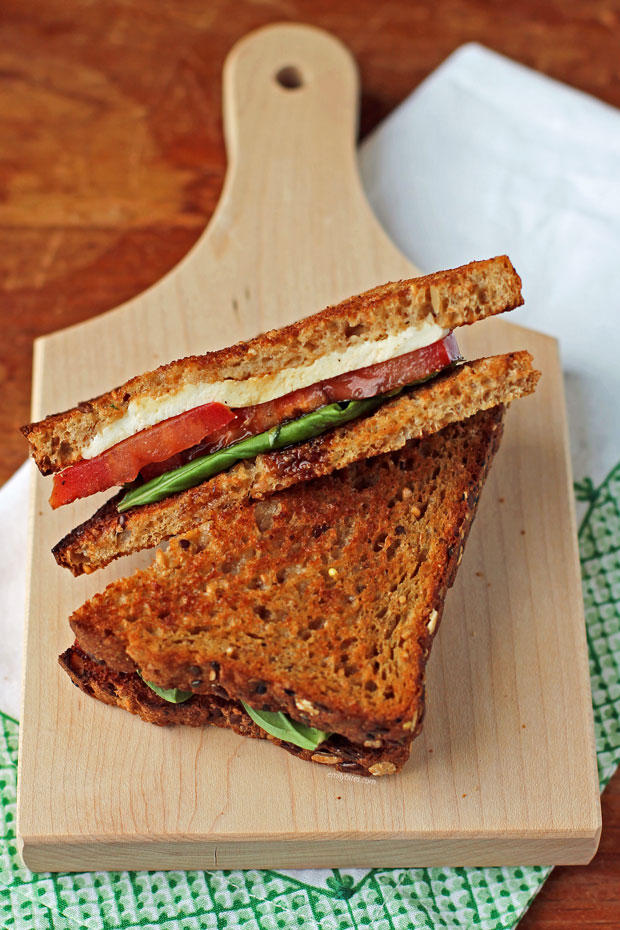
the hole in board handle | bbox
[275,65,303,90]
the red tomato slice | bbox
[321,331,461,401]
[50,402,235,508]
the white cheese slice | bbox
[83,319,447,459]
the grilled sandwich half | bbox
[23,255,537,574]
[61,407,505,776]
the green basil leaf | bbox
[242,702,330,751]
[118,391,395,512]
[141,675,193,704]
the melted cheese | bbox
[83,319,446,459]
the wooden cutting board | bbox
[17,23,600,871]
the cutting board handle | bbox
[222,23,360,186]
[199,21,414,313]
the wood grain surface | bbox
[17,22,600,873]
[3,0,619,922]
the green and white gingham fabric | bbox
[2,42,620,928]
[0,463,618,928]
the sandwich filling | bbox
[50,331,461,509]
[141,675,330,751]
[84,318,447,458]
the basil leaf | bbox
[141,675,193,704]
[118,392,396,512]
[242,702,330,751]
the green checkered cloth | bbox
[1,463,619,929]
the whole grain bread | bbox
[54,352,538,575]
[23,256,522,473]
[68,407,504,745]
[59,644,413,776]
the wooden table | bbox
[2,1,618,924]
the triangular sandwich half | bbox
[22,256,538,575]
[61,406,505,777]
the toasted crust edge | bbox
[59,645,413,776]
[24,256,522,473]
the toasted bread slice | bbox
[59,645,413,776]
[54,352,538,575]
[23,256,522,474]
[67,407,504,747]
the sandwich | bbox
[22,256,538,576]
[60,407,506,776]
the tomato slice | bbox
[141,333,462,480]
[321,331,461,401]
[50,402,235,508]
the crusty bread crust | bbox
[59,645,413,776]
[23,256,522,473]
[68,407,504,745]
[54,352,538,576]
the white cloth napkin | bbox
[0,461,29,719]
[359,42,620,484]
[2,40,619,729]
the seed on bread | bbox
[427,609,439,635]
[311,753,340,765]
[369,762,397,776]
[295,698,319,717]
[402,709,420,732]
